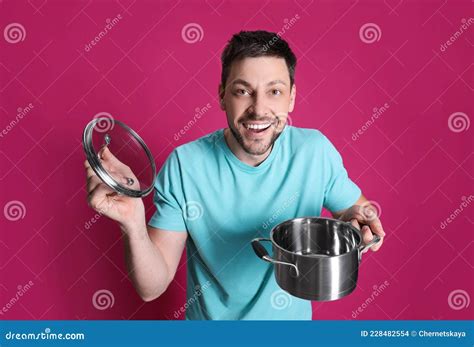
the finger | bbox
[346,207,367,227]
[84,163,101,191]
[88,155,136,191]
[361,225,373,243]
[85,165,97,180]
[87,183,116,212]
[350,218,360,230]
[99,146,121,165]
[89,180,115,198]
[351,205,366,221]
[361,225,373,253]
[367,217,385,237]
[97,147,112,171]
[99,146,131,175]
[97,145,107,159]
[84,159,91,169]
[371,237,384,252]
[85,165,103,193]
[87,174,102,194]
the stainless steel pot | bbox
[251,217,381,301]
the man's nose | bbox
[248,93,269,118]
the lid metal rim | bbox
[82,118,156,198]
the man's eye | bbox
[271,89,282,96]
[236,89,250,96]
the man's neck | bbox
[223,128,272,167]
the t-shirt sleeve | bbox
[322,135,361,212]
[147,150,187,232]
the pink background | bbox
[1,0,472,320]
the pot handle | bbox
[251,238,300,277]
[357,232,382,263]
[345,221,382,255]
[358,233,381,253]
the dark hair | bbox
[220,30,297,89]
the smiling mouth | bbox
[242,122,272,133]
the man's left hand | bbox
[337,203,385,253]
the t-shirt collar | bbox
[219,125,288,173]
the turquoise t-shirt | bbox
[148,125,361,320]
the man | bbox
[84,30,385,320]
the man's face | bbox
[219,57,296,156]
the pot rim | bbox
[269,216,363,259]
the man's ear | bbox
[218,84,225,111]
[288,84,296,113]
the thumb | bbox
[98,146,122,165]
[98,145,111,160]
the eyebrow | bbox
[231,79,287,87]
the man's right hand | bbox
[84,146,146,233]
[84,146,187,302]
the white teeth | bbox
[245,123,271,130]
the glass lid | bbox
[82,117,156,198]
